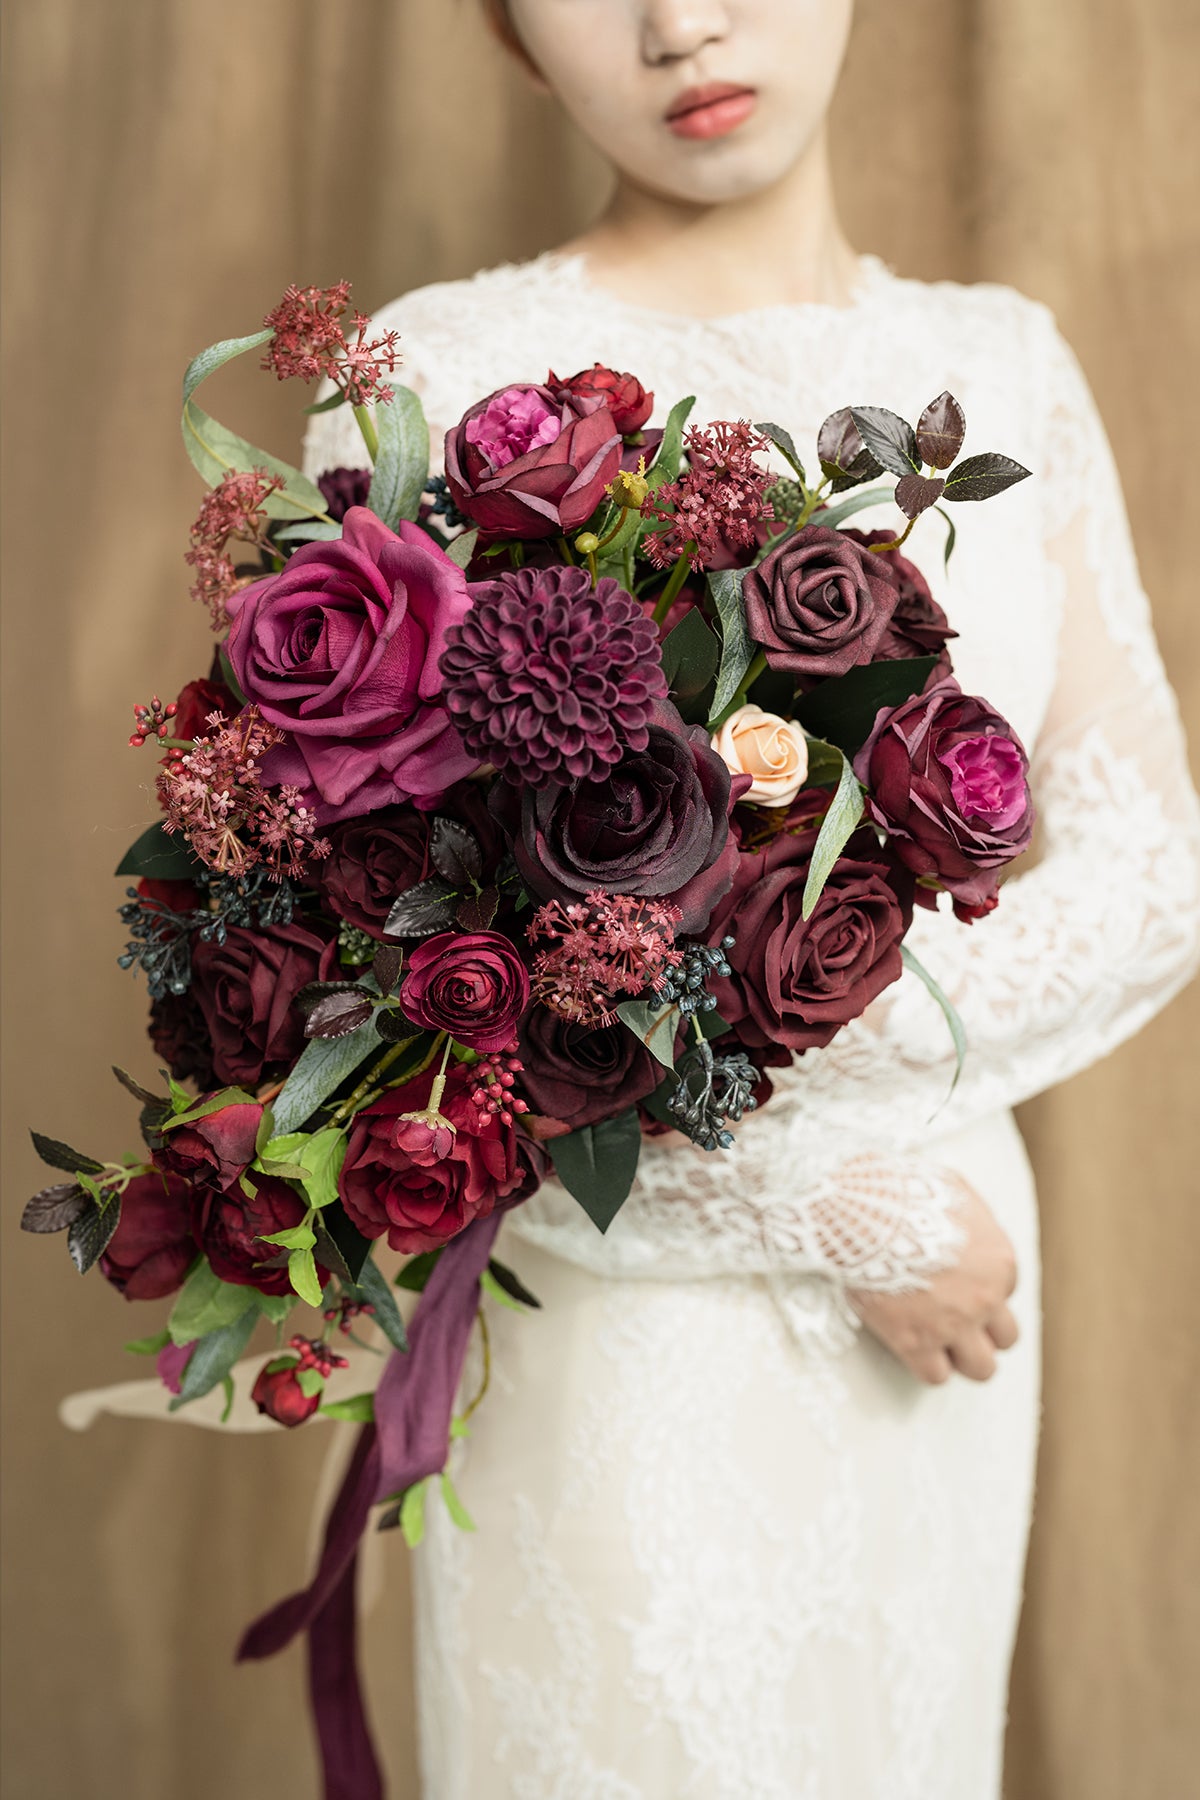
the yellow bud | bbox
[575,532,600,556]
[607,460,650,510]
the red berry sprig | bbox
[467,1042,530,1128]
[129,695,177,748]
[321,1298,376,1338]
[288,1334,349,1378]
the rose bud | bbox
[711,705,810,808]
[444,383,621,541]
[853,679,1034,914]
[99,1170,197,1301]
[741,524,899,683]
[548,363,653,436]
[399,931,531,1054]
[171,674,238,743]
[252,1360,321,1428]
[154,1098,264,1191]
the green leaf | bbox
[399,1478,429,1548]
[816,484,896,531]
[659,607,719,701]
[161,1085,259,1132]
[440,1472,476,1532]
[900,944,967,1096]
[303,388,349,416]
[258,1223,317,1252]
[353,1257,409,1353]
[614,997,681,1069]
[706,569,754,725]
[753,420,806,484]
[168,1259,257,1346]
[252,1292,292,1326]
[296,1127,348,1210]
[124,1328,171,1356]
[448,1415,470,1440]
[114,821,202,881]
[849,406,920,478]
[367,384,430,527]
[546,1110,641,1234]
[182,397,330,522]
[288,1246,324,1308]
[181,329,273,410]
[645,395,695,491]
[801,753,864,920]
[321,1392,376,1423]
[220,1376,236,1423]
[486,1258,542,1310]
[258,1131,310,1163]
[394,1249,444,1293]
[321,1208,374,1283]
[793,656,938,756]
[296,1365,326,1399]
[168,1308,258,1410]
[803,736,847,788]
[273,520,342,544]
[933,504,957,569]
[271,1017,382,1136]
[480,1267,533,1314]
[30,1132,104,1177]
[445,527,478,570]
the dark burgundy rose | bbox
[853,680,1034,915]
[316,465,372,523]
[548,363,653,436]
[338,1065,534,1253]
[148,988,216,1092]
[190,920,337,1088]
[172,675,238,742]
[318,805,430,936]
[400,931,530,1053]
[194,1174,327,1296]
[846,528,956,677]
[706,792,914,1052]
[498,699,745,935]
[155,1099,265,1190]
[99,1171,197,1300]
[517,1007,660,1131]
[136,876,202,914]
[445,382,621,541]
[741,524,899,684]
[252,1360,321,1427]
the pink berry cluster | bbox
[289,1335,350,1378]
[466,1043,529,1128]
[321,1297,376,1337]
[129,695,178,749]
[261,281,401,409]
[642,419,773,572]
[527,890,683,1027]
[184,466,283,630]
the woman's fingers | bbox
[985,1305,1020,1351]
[909,1345,954,1386]
[947,1331,998,1383]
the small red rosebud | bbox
[251,1360,321,1428]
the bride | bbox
[300,2,1200,1795]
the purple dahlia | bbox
[439,564,668,785]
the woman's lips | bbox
[665,83,757,141]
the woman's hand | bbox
[849,1185,1019,1385]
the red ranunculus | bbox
[400,932,530,1054]
[193,1174,327,1297]
[99,1170,197,1300]
[155,1099,264,1190]
[190,920,337,1088]
[548,363,653,436]
[445,383,621,541]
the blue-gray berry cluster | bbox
[666,1038,758,1152]
[654,936,735,1016]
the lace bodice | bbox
[305,253,1200,1349]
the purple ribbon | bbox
[238,1212,502,1798]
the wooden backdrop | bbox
[3,2,1197,1794]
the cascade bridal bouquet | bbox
[22,279,1034,1786]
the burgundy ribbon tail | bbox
[236,1212,504,1800]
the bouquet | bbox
[22,279,1034,1784]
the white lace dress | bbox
[304,253,1200,1800]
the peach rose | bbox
[711,704,810,807]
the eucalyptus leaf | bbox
[271,1017,382,1136]
[801,754,864,920]
[114,821,202,880]
[706,569,754,725]
[815,484,896,531]
[546,1110,642,1234]
[446,527,479,570]
[367,384,429,527]
[168,1308,258,1410]
[354,1258,410,1353]
[900,943,968,1097]
[645,395,696,490]
[182,397,329,521]
[181,329,273,409]
[169,1259,257,1345]
[273,520,343,544]
[614,998,682,1069]
[802,736,848,787]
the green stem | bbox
[353,403,379,464]
[425,1034,454,1116]
[868,514,917,555]
[557,535,576,566]
[709,647,768,730]
[652,549,693,626]
[326,1039,410,1127]
[586,548,599,586]
[459,1307,492,1424]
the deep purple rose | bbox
[194,1174,328,1297]
[400,931,530,1053]
[318,805,430,936]
[225,506,477,821]
[191,920,337,1088]
[741,524,899,683]
[99,1171,197,1301]
[853,679,1034,915]
[316,465,372,523]
[497,699,744,935]
[445,383,621,541]
[517,1007,660,1131]
[155,1099,265,1190]
[338,1066,537,1253]
[707,793,914,1052]
[847,528,957,677]
[547,363,653,436]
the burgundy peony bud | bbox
[444,383,621,541]
[548,363,653,436]
[252,1360,321,1427]
[399,931,530,1054]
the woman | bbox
[305,4,1200,1795]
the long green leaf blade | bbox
[706,568,753,724]
[368,384,430,527]
[900,943,968,1096]
[801,753,864,920]
[271,1018,382,1135]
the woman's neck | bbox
[558,126,860,319]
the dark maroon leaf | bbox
[30,1131,105,1177]
[915,392,966,470]
[894,472,946,519]
[384,876,458,939]
[456,886,500,932]
[372,943,404,996]
[430,817,482,887]
[375,1010,419,1045]
[753,420,805,483]
[112,1066,163,1106]
[376,1501,403,1532]
[487,1257,542,1309]
[68,1199,121,1274]
[849,407,920,478]
[942,453,1032,502]
[295,979,372,1017]
[312,1221,353,1283]
[21,1183,90,1234]
[817,407,884,491]
[304,993,377,1039]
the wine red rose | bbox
[99,1171,197,1301]
[741,524,899,683]
[172,674,238,743]
[400,931,530,1054]
[444,383,621,540]
[853,679,1033,915]
[517,1008,660,1131]
[193,1175,326,1297]
[148,988,216,1093]
[190,920,337,1088]
[548,363,653,436]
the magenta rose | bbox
[252,1360,321,1427]
[400,931,530,1053]
[741,524,899,683]
[225,506,477,821]
[853,679,1033,915]
[706,793,914,1051]
[547,363,653,436]
[445,383,621,540]
[498,699,745,935]
[99,1171,197,1301]
[338,1066,535,1252]
[190,920,337,1088]
[517,1008,660,1131]
[193,1174,327,1297]
[155,1098,265,1190]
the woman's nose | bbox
[641,0,732,65]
